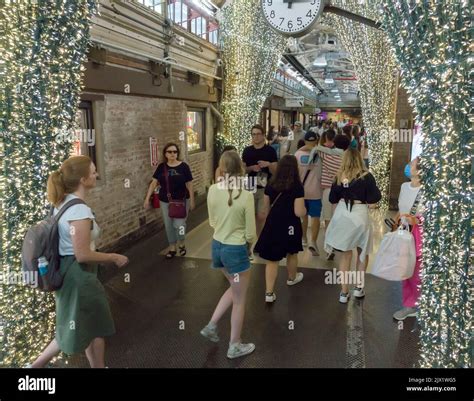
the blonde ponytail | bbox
[47,155,92,207]
[47,170,65,207]
[219,151,244,207]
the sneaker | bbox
[265,292,276,303]
[308,243,319,256]
[393,307,417,321]
[339,292,350,304]
[200,323,219,342]
[287,272,304,286]
[353,287,365,298]
[302,238,308,247]
[227,342,256,359]
[326,251,335,261]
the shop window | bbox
[74,101,97,170]
[186,110,205,153]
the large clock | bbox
[261,0,326,37]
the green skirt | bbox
[55,256,116,355]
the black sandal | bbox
[178,246,186,256]
[165,250,177,259]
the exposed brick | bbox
[86,94,214,251]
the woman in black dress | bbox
[254,155,307,303]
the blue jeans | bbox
[160,200,190,245]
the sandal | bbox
[178,246,186,256]
[165,250,177,259]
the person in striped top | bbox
[320,132,350,260]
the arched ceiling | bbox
[286,22,360,108]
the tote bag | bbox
[370,223,416,281]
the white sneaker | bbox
[339,292,350,304]
[227,342,256,359]
[393,307,417,321]
[265,292,276,303]
[353,287,365,298]
[287,272,304,286]
[200,323,219,342]
[308,243,319,256]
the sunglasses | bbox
[166,150,178,154]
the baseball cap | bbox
[294,121,302,126]
[304,131,318,142]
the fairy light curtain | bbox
[0,0,97,367]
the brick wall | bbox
[85,94,214,251]
[389,85,415,209]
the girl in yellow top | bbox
[200,151,257,359]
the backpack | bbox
[21,198,86,292]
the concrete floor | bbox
[64,204,419,368]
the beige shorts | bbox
[254,187,266,214]
[322,187,334,221]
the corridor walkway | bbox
[65,204,419,368]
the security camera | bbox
[216,58,223,67]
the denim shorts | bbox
[211,239,250,275]
[305,199,322,218]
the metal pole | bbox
[323,5,382,30]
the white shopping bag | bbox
[370,223,416,281]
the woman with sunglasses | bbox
[144,142,195,259]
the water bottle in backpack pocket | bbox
[38,256,49,276]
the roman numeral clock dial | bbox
[261,0,325,37]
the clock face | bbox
[261,0,324,37]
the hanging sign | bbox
[285,96,305,107]
[150,137,159,167]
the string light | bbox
[0,0,97,367]
[323,0,398,211]
[219,0,287,154]
[382,0,472,368]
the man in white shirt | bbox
[287,121,306,155]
